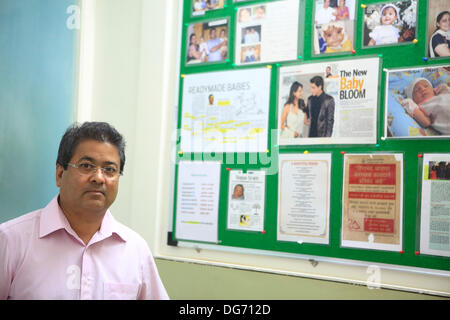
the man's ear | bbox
[56,164,64,187]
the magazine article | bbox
[278,57,379,145]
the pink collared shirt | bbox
[0,196,169,300]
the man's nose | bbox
[90,168,106,183]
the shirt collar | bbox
[97,210,128,242]
[39,195,71,238]
[39,195,128,243]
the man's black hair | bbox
[56,122,126,174]
[310,75,324,90]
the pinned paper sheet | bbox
[341,153,403,252]
[180,68,271,153]
[277,153,332,245]
[175,161,221,243]
[227,170,266,232]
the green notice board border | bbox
[171,0,450,273]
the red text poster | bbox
[342,154,403,251]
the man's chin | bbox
[81,197,109,212]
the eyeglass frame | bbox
[67,162,122,178]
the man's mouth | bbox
[85,190,105,195]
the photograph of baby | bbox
[192,0,225,16]
[385,65,450,138]
[186,19,228,65]
[313,0,356,54]
[363,0,416,47]
[427,0,449,58]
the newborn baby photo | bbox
[385,65,450,137]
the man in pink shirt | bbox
[0,122,169,300]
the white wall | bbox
[77,0,179,251]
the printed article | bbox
[175,161,221,243]
[278,57,379,145]
[180,68,271,153]
[227,170,266,232]
[277,153,331,244]
[420,153,450,257]
[341,154,403,251]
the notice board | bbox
[170,0,450,273]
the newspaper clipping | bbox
[420,153,450,257]
[341,153,403,251]
[278,57,379,145]
[227,170,266,232]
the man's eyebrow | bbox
[77,156,118,167]
[103,161,119,167]
[77,156,95,163]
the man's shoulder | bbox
[0,209,41,236]
[324,93,334,101]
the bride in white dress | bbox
[280,81,308,139]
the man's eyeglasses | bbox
[67,162,120,178]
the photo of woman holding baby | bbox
[363,0,417,47]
